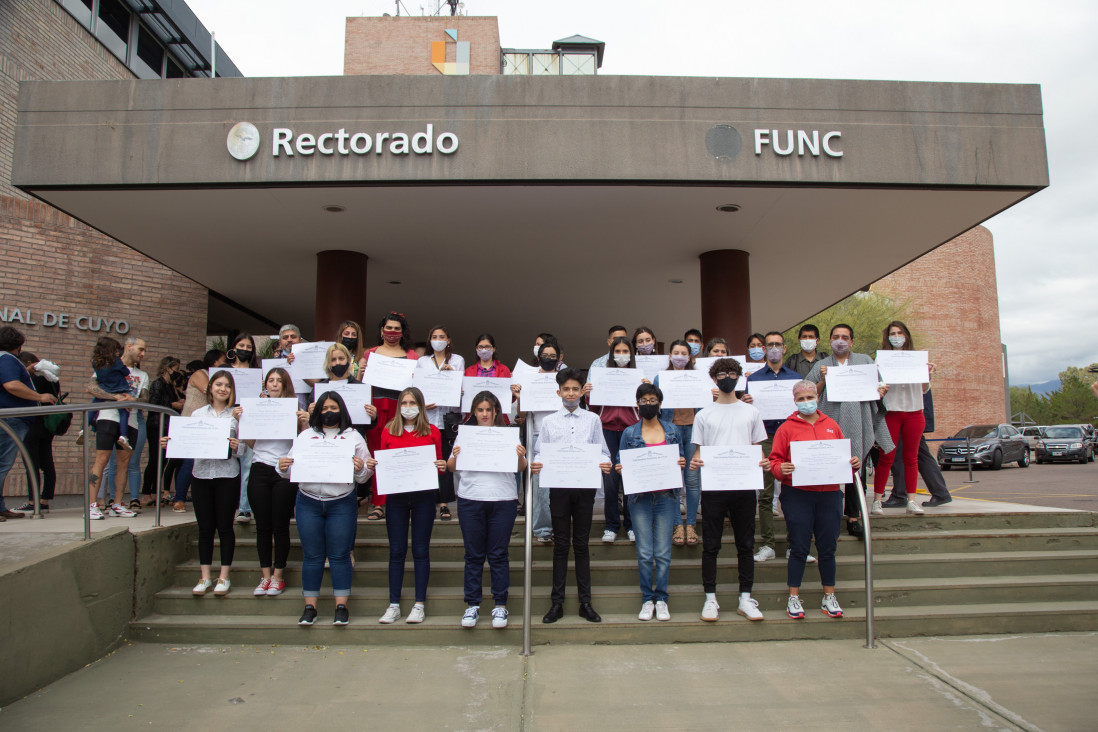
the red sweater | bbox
[768,411,846,492]
[378,425,443,461]
[464,361,512,378]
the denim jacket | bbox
[653,372,703,424]
[619,418,685,459]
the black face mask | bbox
[539,356,559,371]
[330,363,350,377]
[341,337,358,352]
[233,349,253,363]
[320,411,341,427]
[639,403,661,420]
[716,376,738,394]
[169,372,184,387]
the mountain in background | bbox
[1013,378,1061,396]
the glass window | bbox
[61,0,93,27]
[562,53,596,75]
[531,53,559,75]
[96,0,131,60]
[502,53,529,75]
[135,24,165,78]
[166,58,187,78]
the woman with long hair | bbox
[655,339,701,546]
[418,325,465,521]
[142,356,185,507]
[227,333,261,524]
[334,320,367,380]
[87,336,137,520]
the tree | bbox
[782,290,917,356]
[1045,365,1098,425]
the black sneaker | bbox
[846,520,865,540]
[298,605,318,626]
[14,502,47,514]
[881,494,906,508]
[333,604,350,626]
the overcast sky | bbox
[186,0,1098,385]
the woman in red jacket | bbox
[768,380,861,621]
[464,333,512,379]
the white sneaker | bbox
[461,606,479,628]
[406,605,426,624]
[638,600,655,621]
[627,530,636,543]
[786,595,805,619]
[213,578,231,596]
[192,578,213,596]
[700,597,720,622]
[737,596,764,621]
[602,529,617,543]
[254,578,271,596]
[379,605,401,624]
[906,500,925,515]
[821,592,843,617]
[870,499,884,515]
[491,606,509,629]
[655,601,671,621]
[116,436,133,452]
[786,548,816,563]
[754,545,776,562]
[235,511,253,524]
[88,504,104,520]
[107,503,136,518]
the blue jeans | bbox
[237,445,253,513]
[627,490,677,602]
[173,459,194,502]
[103,410,146,502]
[530,471,552,539]
[385,489,436,604]
[457,497,517,606]
[671,424,699,527]
[780,487,843,589]
[0,418,31,512]
[295,491,358,598]
[602,428,631,533]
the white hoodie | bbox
[278,427,372,500]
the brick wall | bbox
[344,15,502,75]
[873,225,1006,440]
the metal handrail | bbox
[521,419,534,656]
[851,471,876,649]
[1,401,179,540]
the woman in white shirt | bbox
[160,370,244,597]
[278,391,372,626]
[417,325,465,521]
[447,391,526,629]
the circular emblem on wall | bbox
[227,121,260,161]
[705,124,742,160]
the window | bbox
[95,0,131,61]
[502,53,529,75]
[531,53,559,75]
[561,53,596,75]
[134,24,165,79]
[166,58,187,78]
[61,0,93,27]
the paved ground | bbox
[2,632,1095,730]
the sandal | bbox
[366,507,385,521]
[686,525,699,546]
[129,499,142,511]
[672,525,685,546]
[439,505,452,521]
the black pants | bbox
[843,463,868,519]
[141,417,165,496]
[436,424,457,504]
[247,462,297,569]
[192,476,238,566]
[23,427,56,501]
[887,436,951,501]
[700,490,756,594]
[550,488,595,604]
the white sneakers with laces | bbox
[626,530,636,543]
[461,606,480,628]
[753,545,776,562]
[491,607,509,629]
[638,601,655,621]
[737,596,764,621]
[213,578,231,596]
[602,529,617,543]
[906,499,925,515]
[406,604,426,624]
[379,605,401,624]
[870,499,884,515]
[192,578,213,596]
[821,593,844,617]
[786,595,805,619]
[700,597,720,622]
[106,503,136,518]
[88,504,104,520]
[655,601,671,621]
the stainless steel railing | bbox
[522,419,534,656]
[851,471,876,649]
[1,402,178,540]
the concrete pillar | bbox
[699,249,751,351]
[314,250,368,341]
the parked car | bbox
[1020,425,1047,451]
[1073,424,1097,453]
[937,423,1030,470]
[1035,425,1094,464]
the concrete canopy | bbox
[13,75,1047,364]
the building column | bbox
[699,249,751,351]
[315,250,368,341]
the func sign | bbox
[0,307,130,334]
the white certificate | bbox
[461,377,513,413]
[289,433,354,484]
[588,367,644,407]
[875,350,930,384]
[824,364,881,402]
[699,444,764,492]
[237,397,299,440]
[538,442,603,489]
[511,359,538,379]
[746,379,797,421]
[218,367,264,400]
[313,383,373,424]
[455,426,521,473]
[262,358,309,394]
[290,342,335,380]
[374,444,440,495]
[656,370,714,409]
[412,367,463,407]
[635,355,670,381]
[731,358,767,391]
[515,371,561,413]
[165,417,232,459]
[361,353,417,392]
[619,444,683,495]
[790,439,853,487]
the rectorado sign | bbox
[227,121,458,161]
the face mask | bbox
[400,406,420,419]
[539,356,559,371]
[234,349,253,362]
[613,354,631,367]
[562,396,581,410]
[831,339,850,356]
[533,344,541,358]
[330,363,349,377]
[716,376,737,394]
[340,337,358,352]
[477,348,493,362]
[320,411,341,427]
[889,335,906,348]
[431,340,448,352]
[636,343,655,355]
[766,346,784,363]
[796,400,818,416]
[748,347,764,361]
[382,329,402,345]
[639,403,661,420]
[670,354,690,369]
[799,338,817,352]
[688,342,701,356]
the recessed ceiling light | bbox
[716,204,741,213]
[669,279,684,284]
[322,205,346,213]
[388,280,402,285]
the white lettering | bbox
[24,310,36,325]
[316,133,335,155]
[754,129,770,155]
[57,314,69,328]
[336,128,350,155]
[389,133,409,155]
[772,130,794,156]
[798,130,820,157]
[295,134,316,155]
[76,316,90,330]
[263,126,458,158]
[103,319,116,333]
[823,131,843,157]
[350,133,372,154]
[115,320,129,335]
[437,132,459,154]
[374,132,389,154]
[42,312,57,326]
[273,128,293,157]
[412,125,433,154]
[9,309,24,324]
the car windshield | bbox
[1044,427,1082,439]
[954,425,997,439]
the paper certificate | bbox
[313,383,373,424]
[634,355,670,381]
[237,397,299,440]
[361,353,417,392]
[588,367,644,407]
[731,358,767,391]
[218,367,264,400]
[512,359,538,379]
[412,367,463,407]
[657,370,714,409]
[824,364,881,402]
[461,377,513,413]
[290,342,335,380]
[619,444,683,495]
[537,442,603,489]
[699,445,764,492]
[165,417,231,459]
[746,379,797,421]
[875,350,930,384]
[455,426,521,473]
[262,358,309,394]
[515,371,561,413]
[374,444,440,495]
[790,439,853,487]
[289,433,354,484]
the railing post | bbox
[82,411,91,541]
[521,419,534,656]
[965,436,974,482]
[0,419,41,519]
[155,415,166,528]
[852,471,876,649]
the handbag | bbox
[44,393,73,436]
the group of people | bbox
[0,312,953,627]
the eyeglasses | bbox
[638,399,661,406]
[765,343,784,348]
[715,372,740,380]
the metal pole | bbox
[966,436,974,482]
[155,415,165,528]
[82,411,91,541]
[852,471,876,649]
[0,419,41,519]
[521,420,534,656]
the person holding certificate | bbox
[367,387,446,625]
[464,332,513,380]
[872,321,934,516]
[277,392,372,626]
[615,383,685,622]
[239,367,309,597]
[653,340,702,547]
[333,320,368,381]
[767,380,862,620]
[511,339,563,544]
[225,333,261,525]
[532,368,612,624]
[447,391,525,629]
[159,370,244,597]
[417,325,465,523]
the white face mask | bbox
[799,338,817,352]
[888,335,906,348]
[400,406,420,419]
[430,340,448,352]
[613,354,631,367]
[533,344,541,358]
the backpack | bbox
[44,393,73,436]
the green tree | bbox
[1045,365,1098,426]
[782,290,917,356]
[1009,386,1052,425]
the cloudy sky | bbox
[186,0,1098,385]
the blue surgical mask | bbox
[748,347,764,361]
[796,400,818,416]
[688,342,701,356]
